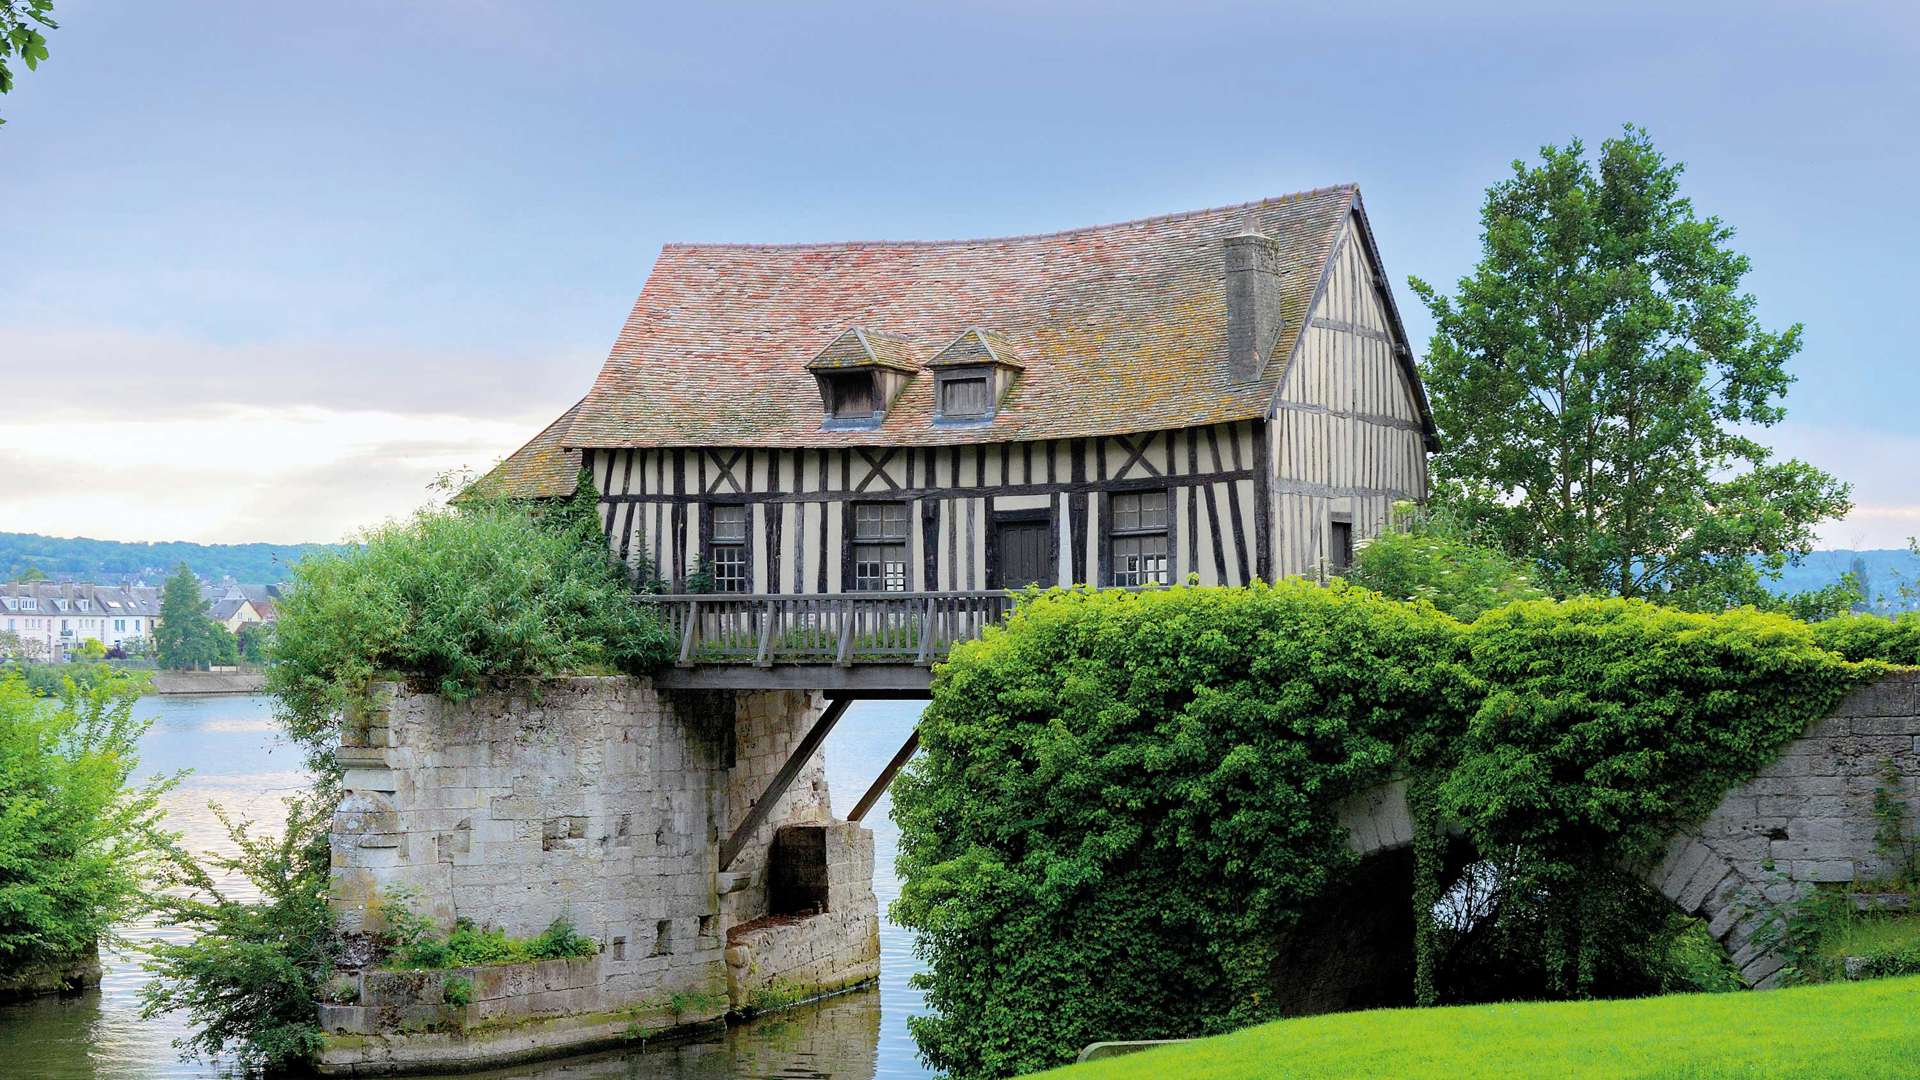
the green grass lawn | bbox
[1038,976,1920,1080]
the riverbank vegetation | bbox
[1039,974,1920,1080]
[267,473,675,757]
[139,796,337,1072]
[137,473,671,1071]
[0,671,174,986]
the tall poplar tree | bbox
[156,564,225,670]
[1410,126,1850,606]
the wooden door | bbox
[994,519,1052,589]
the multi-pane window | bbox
[115,619,126,632]
[709,504,749,593]
[1109,490,1170,587]
[939,375,990,418]
[852,502,910,591]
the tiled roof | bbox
[466,399,586,501]
[928,327,1023,370]
[566,184,1414,449]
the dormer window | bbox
[939,375,990,418]
[929,327,1023,424]
[824,372,876,419]
[806,327,919,429]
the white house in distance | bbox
[0,582,162,661]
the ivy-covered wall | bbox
[893,583,1901,1079]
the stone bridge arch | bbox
[1335,671,1920,989]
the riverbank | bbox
[0,692,934,1079]
[145,670,265,695]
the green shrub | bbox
[379,901,597,970]
[1347,502,1546,621]
[443,974,473,1007]
[0,672,174,971]
[140,794,338,1072]
[894,582,1471,1079]
[895,584,1887,1078]
[1810,611,1920,666]
[266,475,675,757]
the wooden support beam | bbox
[847,729,919,824]
[718,696,851,872]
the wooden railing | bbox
[638,590,1018,668]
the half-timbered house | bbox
[489,184,1432,589]
[481,185,1433,675]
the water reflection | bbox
[0,694,933,1080]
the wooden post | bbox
[718,696,851,872]
[754,598,777,667]
[848,729,919,823]
[676,600,700,667]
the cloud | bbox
[0,327,601,423]
[0,405,551,544]
[1760,422,1920,549]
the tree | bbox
[0,672,175,974]
[0,1,55,124]
[1346,501,1546,622]
[17,566,45,581]
[155,564,224,670]
[1409,126,1850,607]
[236,621,272,665]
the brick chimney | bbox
[1224,229,1284,383]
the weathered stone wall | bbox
[322,678,879,1076]
[1339,671,1920,990]
[725,821,880,1012]
[719,689,833,926]
[1648,672,1920,987]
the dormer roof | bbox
[928,327,1024,370]
[804,327,922,374]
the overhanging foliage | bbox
[894,583,1893,1078]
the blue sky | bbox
[2,0,1916,545]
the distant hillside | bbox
[1765,548,1920,613]
[0,531,348,584]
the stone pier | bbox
[318,677,879,1076]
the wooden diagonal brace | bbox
[848,729,919,823]
[718,696,851,872]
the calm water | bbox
[0,694,935,1080]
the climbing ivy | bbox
[894,583,1892,1079]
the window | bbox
[939,375,990,418]
[77,599,89,612]
[709,504,750,593]
[1109,490,1170,586]
[852,502,910,591]
[115,619,126,632]
[1329,520,1354,574]
[20,598,35,612]
[825,373,875,419]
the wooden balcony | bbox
[637,590,1018,694]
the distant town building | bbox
[0,582,162,661]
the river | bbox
[0,694,935,1080]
